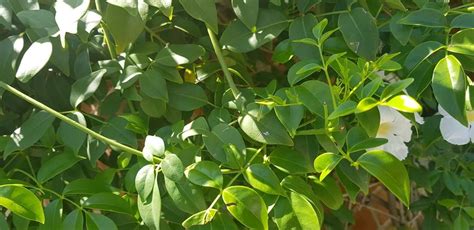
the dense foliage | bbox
[0,0,474,229]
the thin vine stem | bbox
[0,81,150,160]
[206,27,240,99]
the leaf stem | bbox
[0,81,147,159]
[206,27,240,99]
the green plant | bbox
[0,0,474,229]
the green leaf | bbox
[231,0,258,30]
[101,117,137,148]
[356,107,380,137]
[161,153,184,182]
[85,212,117,230]
[0,35,24,88]
[273,198,302,229]
[135,164,155,200]
[289,14,320,60]
[281,175,318,205]
[63,179,113,195]
[357,150,410,207]
[399,8,446,28]
[295,80,334,118]
[338,7,380,60]
[348,138,387,153]
[83,193,133,215]
[38,200,62,230]
[328,100,357,119]
[104,3,146,53]
[384,0,406,11]
[272,39,293,63]
[4,111,55,158]
[244,163,285,195]
[311,177,343,210]
[221,9,288,53]
[239,108,293,146]
[179,0,218,33]
[432,55,467,125]
[268,147,313,174]
[70,69,107,107]
[384,95,422,113]
[203,123,246,166]
[137,172,160,229]
[140,96,167,118]
[184,161,223,189]
[139,69,168,101]
[313,153,343,181]
[16,9,58,35]
[57,112,87,153]
[167,83,208,111]
[54,0,90,37]
[155,44,205,66]
[312,18,328,41]
[164,177,206,214]
[182,209,217,228]
[145,0,173,19]
[390,13,412,46]
[403,41,443,72]
[289,192,321,230]
[142,135,165,161]
[450,13,474,29]
[222,186,268,230]
[16,37,52,83]
[355,97,379,113]
[0,186,44,223]
[448,29,474,56]
[37,151,81,183]
[287,59,322,86]
[381,78,414,100]
[62,209,83,230]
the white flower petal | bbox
[377,134,409,160]
[470,125,474,143]
[378,106,396,123]
[439,116,471,145]
[415,112,424,124]
[438,105,450,116]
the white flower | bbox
[370,106,413,160]
[438,106,474,145]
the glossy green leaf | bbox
[16,9,58,35]
[272,39,293,63]
[432,55,467,125]
[104,3,146,53]
[0,186,44,223]
[355,97,379,113]
[348,138,387,153]
[244,163,285,195]
[179,0,218,33]
[239,109,293,146]
[38,200,62,230]
[311,177,343,210]
[182,209,217,228]
[0,35,24,87]
[384,95,422,113]
[135,164,155,200]
[357,150,410,207]
[222,186,268,230]
[203,123,245,166]
[448,29,474,56]
[231,0,258,30]
[450,13,474,29]
[139,69,168,101]
[281,176,318,205]
[146,0,172,19]
[62,209,83,230]
[268,147,312,174]
[338,7,379,60]
[70,69,107,107]
[287,59,322,86]
[221,9,288,53]
[161,153,184,182]
[289,192,321,230]
[54,0,90,37]
[328,100,357,119]
[399,8,446,28]
[273,198,302,229]
[83,193,133,215]
[289,14,320,60]
[356,107,380,137]
[63,179,113,195]
[4,111,55,158]
[167,83,208,111]
[185,161,223,189]
[313,152,343,181]
[57,112,87,153]
[155,44,205,66]
[164,177,206,214]
[295,80,333,117]
[37,152,81,183]
[137,172,160,229]
[381,78,414,100]
[85,212,117,230]
[16,37,52,83]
